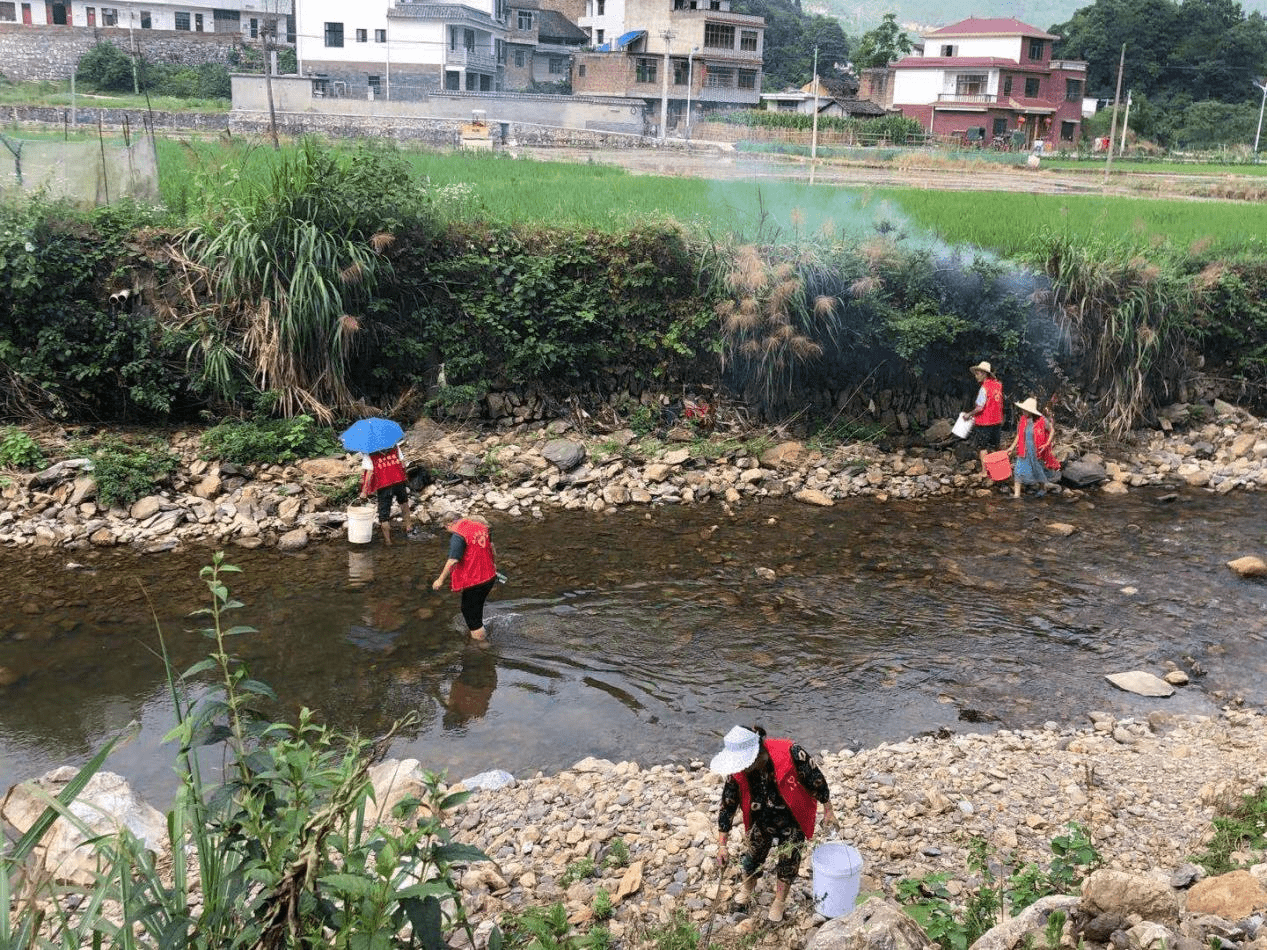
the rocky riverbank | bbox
[6,708,1266,949]
[4,399,1267,553]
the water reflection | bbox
[0,489,1264,803]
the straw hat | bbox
[709,725,761,775]
[970,361,993,376]
[1015,397,1044,416]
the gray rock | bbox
[808,897,936,950]
[30,458,92,488]
[1081,869,1181,923]
[458,769,517,791]
[1105,671,1175,697]
[1062,458,1108,488]
[129,496,164,521]
[541,440,586,472]
[277,528,309,552]
[969,895,1080,950]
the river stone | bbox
[193,475,222,499]
[1184,870,1267,918]
[1164,670,1190,686]
[795,488,835,507]
[297,457,350,478]
[1,769,167,886]
[1081,869,1181,922]
[760,441,804,468]
[1061,458,1107,488]
[68,476,97,506]
[1227,556,1267,577]
[662,448,691,466]
[969,895,1080,950]
[129,495,164,520]
[30,458,92,488]
[458,769,517,791]
[1047,522,1076,537]
[1102,481,1129,495]
[542,440,585,472]
[89,527,115,546]
[808,897,935,950]
[278,496,303,523]
[644,463,671,483]
[1105,671,1175,697]
[924,419,954,442]
[277,528,309,552]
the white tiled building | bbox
[0,0,290,37]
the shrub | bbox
[200,414,341,464]
[0,427,45,470]
[82,436,177,509]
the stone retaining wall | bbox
[0,24,247,81]
[3,103,228,133]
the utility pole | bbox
[128,10,139,93]
[262,16,280,149]
[1254,78,1267,155]
[1118,89,1131,156]
[810,45,820,161]
[684,46,697,140]
[658,30,674,144]
[1103,43,1125,184]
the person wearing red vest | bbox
[431,515,498,641]
[1007,396,1061,499]
[966,360,1005,453]
[710,725,836,923]
[358,443,415,545]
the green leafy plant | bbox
[199,414,341,464]
[82,436,178,509]
[0,427,45,470]
[318,473,363,507]
[559,856,597,888]
[591,887,613,921]
[604,837,631,869]
[627,404,660,436]
[639,909,701,950]
[495,902,601,949]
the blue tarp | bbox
[615,29,645,48]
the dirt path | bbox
[513,144,1261,200]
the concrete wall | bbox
[232,73,643,131]
[925,35,1019,59]
[0,22,248,80]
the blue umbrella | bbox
[340,417,405,455]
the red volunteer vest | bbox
[366,448,406,493]
[448,519,496,591]
[733,739,818,839]
[977,378,1004,426]
[1017,416,1060,470]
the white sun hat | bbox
[709,725,761,775]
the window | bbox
[1027,38,1044,60]
[368,74,381,95]
[595,29,603,43]
[635,57,656,83]
[992,116,1008,136]
[705,65,734,87]
[1065,78,1082,101]
[0,2,14,20]
[101,7,116,25]
[738,68,756,89]
[464,28,475,50]
[497,39,505,62]
[375,28,385,42]
[778,100,796,111]
[194,12,202,30]
[140,10,150,27]
[355,28,367,41]
[517,10,532,29]
[673,59,688,84]
[1002,76,1012,95]
[955,73,987,96]
[1024,76,1040,97]
[85,5,94,23]
[445,71,460,90]
[248,16,256,36]
[578,63,585,76]
[514,49,525,66]
[939,44,956,56]
[549,56,564,74]
[466,73,477,90]
[740,29,757,51]
[596,0,604,12]
[174,11,190,29]
[1060,120,1076,141]
[480,74,491,90]
[703,23,733,49]
[324,21,343,46]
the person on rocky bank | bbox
[966,360,1005,456]
[1007,396,1061,498]
[358,441,416,545]
[711,724,836,923]
[432,514,498,641]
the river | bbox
[1,488,1263,803]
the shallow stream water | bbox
[1,488,1264,803]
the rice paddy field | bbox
[142,137,1267,258]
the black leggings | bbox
[460,577,497,631]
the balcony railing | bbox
[446,48,498,69]
[937,92,1000,103]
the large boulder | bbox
[969,895,1080,950]
[1061,457,1108,488]
[1183,870,1267,918]
[808,897,937,950]
[1,769,167,886]
[542,440,586,472]
[1105,671,1175,697]
[1081,870,1181,923]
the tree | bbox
[732,0,851,90]
[853,13,912,69]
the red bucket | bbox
[982,451,1012,482]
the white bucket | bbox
[346,505,376,544]
[952,412,975,439]
[812,842,863,919]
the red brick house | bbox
[884,17,1087,148]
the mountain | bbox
[816,0,1267,37]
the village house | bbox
[860,17,1086,148]
[0,0,289,36]
[565,0,763,132]
[760,77,888,120]
[504,0,587,92]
